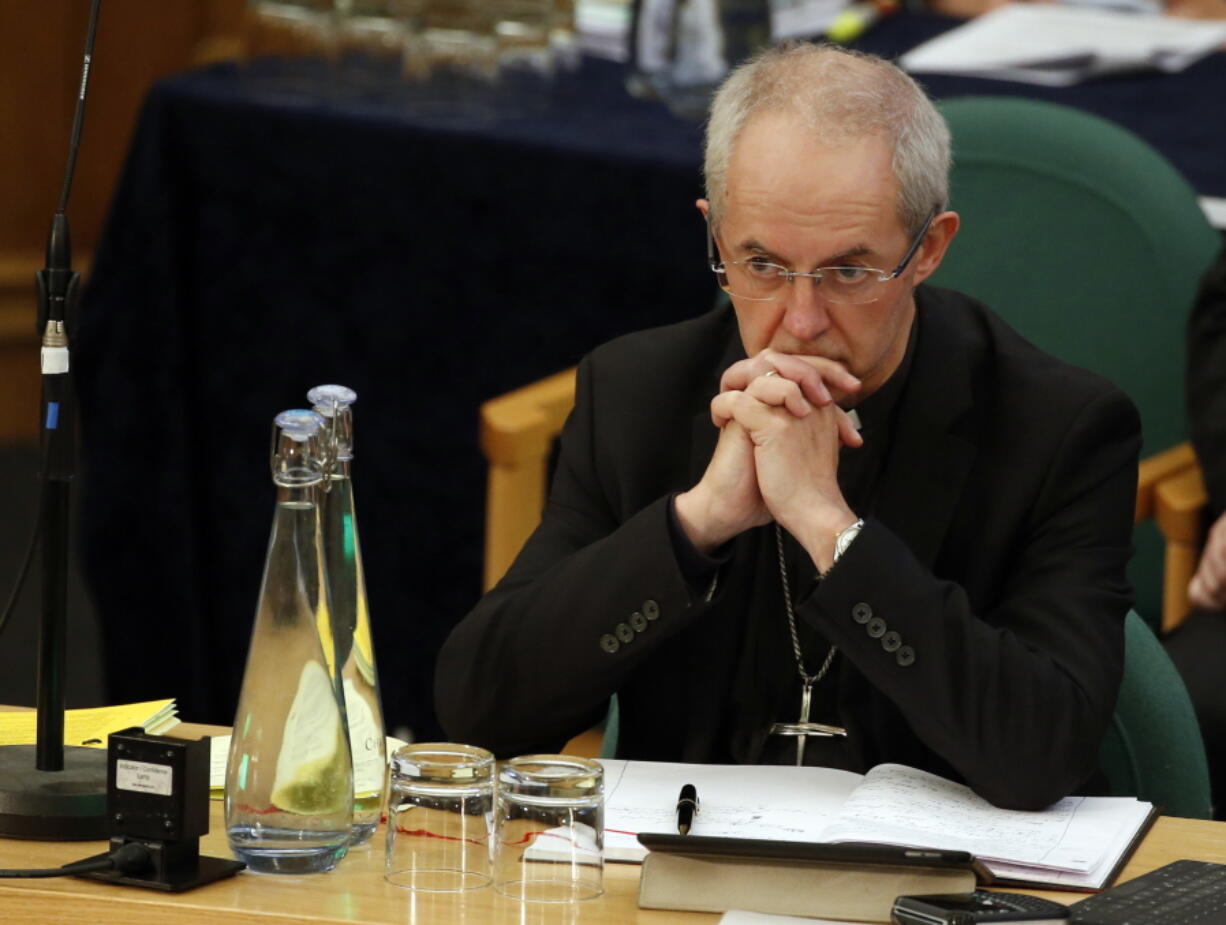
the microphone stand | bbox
[0,0,109,840]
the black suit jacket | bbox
[437,286,1141,810]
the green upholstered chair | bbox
[1099,610,1211,819]
[600,695,620,760]
[933,97,1221,626]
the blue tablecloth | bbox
[75,13,1226,736]
[76,55,712,735]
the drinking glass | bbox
[246,0,337,58]
[491,0,555,76]
[493,755,604,902]
[385,743,494,891]
[421,0,498,81]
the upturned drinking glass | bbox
[385,743,495,891]
[494,755,604,901]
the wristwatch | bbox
[833,518,865,563]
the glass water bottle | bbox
[309,384,388,847]
[226,409,354,874]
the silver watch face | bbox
[835,520,864,560]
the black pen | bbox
[676,783,699,835]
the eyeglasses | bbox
[707,211,937,305]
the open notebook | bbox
[599,760,1156,891]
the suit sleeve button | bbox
[600,634,620,654]
[630,612,648,632]
[866,617,887,639]
[643,600,660,620]
[852,603,873,624]
[881,631,902,653]
[615,622,635,643]
[896,646,916,667]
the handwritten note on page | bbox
[601,758,861,861]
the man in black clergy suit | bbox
[436,43,1140,810]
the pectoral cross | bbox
[768,680,847,766]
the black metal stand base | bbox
[0,744,107,840]
[77,852,245,892]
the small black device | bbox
[892,890,1070,924]
[1068,859,1226,924]
[75,728,244,891]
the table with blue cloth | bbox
[75,12,1226,739]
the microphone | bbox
[0,0,108,840]
[36,212,78,463]
[37,214,78,328]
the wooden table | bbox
[6,808,1226,925]
[3,723,1226,923]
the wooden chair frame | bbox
[480,368,577,591]
[1144,443,1210,633]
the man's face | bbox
[708,112,946,404]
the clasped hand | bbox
[674,350,864,571]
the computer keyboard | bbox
[1070,859,1226,924]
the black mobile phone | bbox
[892,890,1070,924]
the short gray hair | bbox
[704,43,950,237]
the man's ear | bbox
[696,198,710,221]
[910,211,960,285]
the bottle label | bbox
[344,678,386,798]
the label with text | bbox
[116,759,173,796]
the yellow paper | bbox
[0,699,178,748]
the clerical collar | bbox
[841,314,919,438]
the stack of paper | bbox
[900,5,1226,86]
[0,699,179,748]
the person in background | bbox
[1166,245,1226,819]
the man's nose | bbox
[780,279,832,342]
